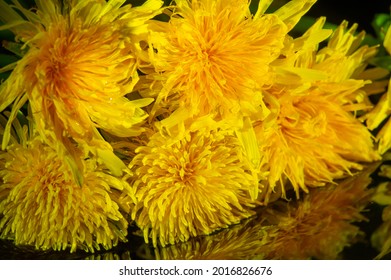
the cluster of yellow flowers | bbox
[0,0,391,258]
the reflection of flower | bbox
[0,119,134,253]
[257,20,380,201]
[138,217,273,260]
[371,202,391,259]
[84,251,131,260]
[262,164,376,259]
[371,162,391,259]
[128,125,258,247]
[0,0,163,175]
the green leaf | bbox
[0,71,10,81]
[2,40,27,57]
[0,29,14,41]
[0,53,18,67]
[362,33,381,47]
[370,56,391,71]
[372,13,391,41]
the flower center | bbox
[173,149,199,185]
[197,48,212,66]
[303,111,327,137]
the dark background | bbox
[307,0,391,35]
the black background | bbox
[308,0,391,35]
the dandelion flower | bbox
[128,125,258,247]
[0,0,163,175]
[257,20,380,201]
[144,0,317,131]
[0,120,134,253]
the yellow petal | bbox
[377,117,391,154]
[97,149,126,177]
[384,25,391,55]
[274,0,317,31]
[372,182,391,205]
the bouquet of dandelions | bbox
[1,0,391,259]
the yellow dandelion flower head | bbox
[147,0,289,127]
[260,90,379,198]
[0,0,163,170]
[128,125,258,247]
[256,20,380,199]
[0,129,134,253]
